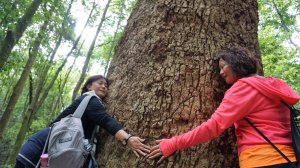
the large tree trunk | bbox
[98,0,260,167]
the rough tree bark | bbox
[97,0,260,167]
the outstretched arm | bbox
[148,81,259,162]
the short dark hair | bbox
[81,75,109,95]
[217,46,258,78]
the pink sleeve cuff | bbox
[159,138,177,157]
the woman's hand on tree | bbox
[147,140,165,164]
[127,136,151,157]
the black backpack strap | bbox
[91,125,99,143]
[84,125,99,168]
[281,100,292,109]
[82,143,98,168]
[245,118,297,168]
[89,150,98,168]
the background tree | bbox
[0,0,44,69]
[0,0,133,166]
[0,0,77,165]
[0,18,49,140]
[72,0,112,100]
[98,0,260,167]
[258,0,300,95]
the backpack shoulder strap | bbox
[73,95,94,118]
[281,100,291,108]
[244,118,296,167]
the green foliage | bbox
[258,0,300,99]
[0,0,32,42]
[0,0,78,165]
[95,32,123,64]
[93,0,136,74]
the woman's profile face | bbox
[219,59,238,84]
[87,78,108,98]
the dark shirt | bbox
[16,94,122,168]
[51,95,123,139]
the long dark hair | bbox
[217,46,258,78]
[81,75,109,95]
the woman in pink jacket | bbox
[148,46,300,168]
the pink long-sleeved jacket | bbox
[160,76,300,157]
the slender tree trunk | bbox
[58,39,85,107]
[9,28,89,162]
[98,0,260,167]
[29,0,74,103]
[54,0,98,99]
[48,93,61,125]
[0,20,49,140]
[271,0,300,50]
[0,0,44,69]
[9,39,73,164]
[72,0,112,100]
[0,85,13,115]
[48,39,84,122]
[104,0,126,76]
[48,49,82,117]
[6,19,50,164]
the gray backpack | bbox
[45,92,97,168]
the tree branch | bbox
[271,0,300,50]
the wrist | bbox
[159,139,173,157]
[121,134,133,146]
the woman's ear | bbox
[86,84,92,91]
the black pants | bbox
[259,162,297,168]
[15,160,26,168]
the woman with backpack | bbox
[148,46,300,168]
[15,75,151,168]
